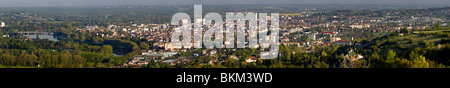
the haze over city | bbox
[0,0,449,7]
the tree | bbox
[338,53,345,60]
[300,36,310,42]
[435,21,441,29]
[101,45,113,57]
[80,35,86,42]
[400,27,409,34]
[408,51,419,60]
[140,42,150,50]
[411,55,429,68]
[321,51,328,57]
[370,52,380,60]
[386,50,396,60]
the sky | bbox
[0,0,449,7]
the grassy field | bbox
[412,29,450,34]
[0,65,35,68]
[363,29,450,55]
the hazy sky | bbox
[0,0,449,7]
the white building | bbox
[350,24,370,29]
[246,57,257,63]
[86,25,98,30]
[289,27,303,33]
[309,34,316,41]
[1,22,5,27]
[330,37,341,42]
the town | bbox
[0,5,449,68]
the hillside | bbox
[360,27,450,68]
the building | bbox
[86,25,98,30]
[0,22,5,27]
[281,37,290,42]
[161,59,178,66]
[165,43,172,51]
[334,40,352,45]
[280,42,301,47]
[162,52,177,59]
[2,34,9,38]
[350,24,370,29]
[330,37,341,42]
[229,55,239,61]
[209,59,218,65]
[246,57,257,63]
[289,27,303,33]
[320,31,338,36]
[309,34,316,41]
[210,50,217,55]
[127,57,149,66]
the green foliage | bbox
[400,27,410,34]
[321,51,328,57]
[436,21,441,29]
[386,50,396,60]
[411,55,429,68]
[140,42,150,50]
